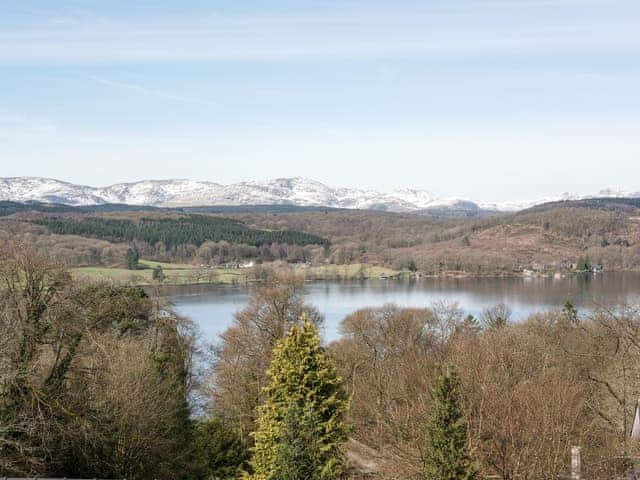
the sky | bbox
[1,0,639,202]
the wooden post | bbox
[571,446,581,480]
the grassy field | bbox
[298,263,398,280]
[138,259,193,269]
[71,261,400,286]
[71,264,247,286]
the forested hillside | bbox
[0,200,79,216]
[224,198,640,274]
[33,214,329,248]
[1,197,639,275]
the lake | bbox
[166,273,640,343]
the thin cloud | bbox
[1,1,639,64]
[88,76,217,107]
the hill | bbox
[2,197,640,277]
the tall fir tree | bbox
[248,316,349,480]
[424,364,477,480]
[125,247,139,270]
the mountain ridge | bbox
[1,176,638,213]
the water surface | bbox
[167,274,640,343]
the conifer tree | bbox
[125,247,139,270]
[249,316,349,480]
[562,300,579,324]
[424,364,477,480]
[152,265,165,282]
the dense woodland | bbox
[4,242,640,479]
[33,214,328,249]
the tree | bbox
[152,265,165,282]
[0,244,70,475]
[126,247,139,270]
[333,305,437,474]
[0,243,195,479]
[568,306,640,469]
[408,259,418,273]
[481,303,511,330]
[450,321,589,479]
[249,317,349,480]
[562,300,579,324]
[191,416,250,479]
[424,364,476,480]
[209,276,322,439]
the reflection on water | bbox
[165,273,640,343]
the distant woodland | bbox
[1,197,639,275]
[32,214,328,249]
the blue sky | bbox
[1,0,639,201]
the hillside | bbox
[214,198,640,274]
[1,197,639,277]
[32,215,328,249]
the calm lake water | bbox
[166,274,640,343]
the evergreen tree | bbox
[152,265,165,282]
[125,247,139,270]
[249,316,349,480]
[562,300,579,324]
[273,402,315,480]
[191,416,250,479]
[408,259,418,273]
[424,365,477,480]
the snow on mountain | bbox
[98,179,224,206]
[0,177,638,213]
[390,188,438,208]
[478,189,640,212]
[0,176,449,211]
[0,177,104,205]
[477,193,580,212]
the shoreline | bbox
[70,261,622,287]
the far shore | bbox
[69,259,623,288]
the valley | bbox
[1,193,640,284]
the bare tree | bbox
[481,303,512,330]
[207,275,322,439]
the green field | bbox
[298,263,398,280]
[138,259,193,269]
[71,261,400,286]
[72,261,247,285]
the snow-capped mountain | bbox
[0,177,638,213]
[0,177,471,212]
[477,188,640,212]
